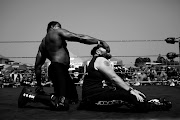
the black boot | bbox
[50,95,69,111]
[148,98,172,111]
[18,87,36,108]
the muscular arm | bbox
[95,57,146,102]
[35,44,46,87]
[95,57,130,91]
[59,29,110,52]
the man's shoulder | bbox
[38,38,47,54]
[94,57,111,70]
[46,29,68,39]
[96,56,107,60]
[95,57,108,63]
[53,28,68,34]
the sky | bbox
[0,0,180,65]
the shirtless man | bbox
[18,21,110,111]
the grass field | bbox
[0,85,180,120]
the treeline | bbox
[135,52,179,67]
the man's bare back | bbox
[41,29,70,66]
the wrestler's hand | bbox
[99,40,110,53]
[133,89,146,98]
[130,89,145,102]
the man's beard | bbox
[100,53,112,59]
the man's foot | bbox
[18,87,35,108]
[148,98,172,111]
[50,95,69,111]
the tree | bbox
[135,57,151,67]
[166,52,178,61]
[156,54,168,64]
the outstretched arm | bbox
[95,57,130,91]
[35,44,46,87]
[95,57,146,102]
[59,29,110,52]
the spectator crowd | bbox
[0,64,179,88]
[114,65,180,86]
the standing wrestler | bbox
[18,21,110,111]
[79,45,172,112]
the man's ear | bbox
[50,25,54,29]
[96,49,101,55]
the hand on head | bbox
[98,41,110,53]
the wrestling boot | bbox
[50,95,69,111]
[148,98,172,111]
[18,87,36,108]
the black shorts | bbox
[48,62,78,100]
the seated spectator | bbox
[0,72,3,88]
[71,69,81,84]
[79,45,172,112]
[159,68,168,85]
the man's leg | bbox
[48,63,70,110]
[49,63,78,102]
[18,86,69,110]
[80,88,172,112]
[18,87,52,108]
[85,88,149,112]
[48,63,67,97]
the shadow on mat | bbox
[77,103,138,113]
[23,105,52,111]
[21,103,134,113]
